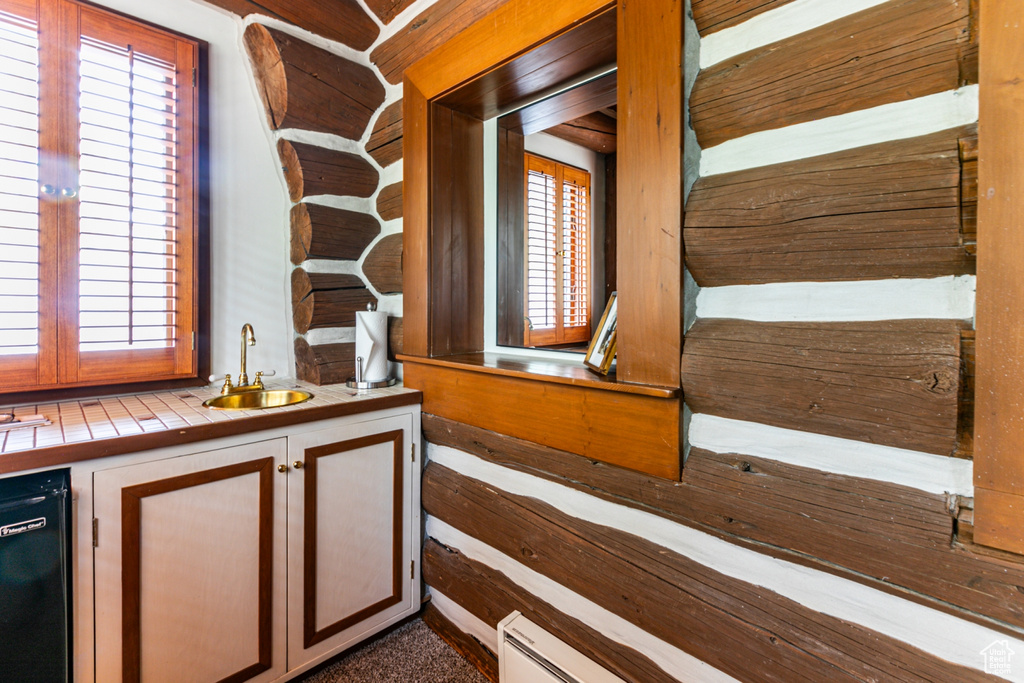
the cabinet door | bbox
[287,414,418,665]
[93,439,288,683]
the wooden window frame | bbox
[402,0,681,387]
[0,0,209,404]
[523,153,592,348]
[400,0,684,479]
[972,3,1024,554]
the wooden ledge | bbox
[397,353,680,398]
[401,355,682,479]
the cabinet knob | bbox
[61,186,78,198]
[277,464,289,473]
[40,184,55,196]
[292,460,304,469]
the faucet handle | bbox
[209,373,233,395]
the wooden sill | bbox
[396,352,680,398]
[400,354,682,479]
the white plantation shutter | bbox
[0,0,200,394]
[523,153,591,347]
[525,162,556,331]
[0,7,40,358]
[78,36,180,353]
[561,167,589,333]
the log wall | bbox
[378,0,1021,680]
[239,22,406,385]
[689,0,978,148]
[237,0,1024,680]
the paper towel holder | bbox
[347,303,398,390]
[346,356,397,389]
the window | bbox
[523,153,590,347]
[0,0,202,395]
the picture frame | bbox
[584,292,617,375]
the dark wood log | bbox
[366,101,403,168]
[377,182,403,221]
[691,0,797,36]
[388,316,403,360]
[423,540,677,683]
[684,127,977,286]
[681,319,963,456]
[200,0,379,51]
[424,463,993,683]
[542,112,616,154]
[421,602,498,683]
[690,0,978,148]
[244,24,385,139]
[294,337,354,385]
[290,203,380,264]
[370,0,516,85]
[278,139,379,202]
[364,0,418,25]
[362,234,403,294]
[422,415,1024,636]
[291,269,376,333]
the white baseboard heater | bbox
[497,612,625,683]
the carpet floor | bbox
[295,619,490,683]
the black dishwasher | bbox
[0,469,72,683]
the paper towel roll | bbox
[355,309,389,381]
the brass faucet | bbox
[239,323,255,387]
[218,323,265,394]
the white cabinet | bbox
[286,415,417,664]
[90,409,419,683]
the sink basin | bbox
[202,389,313,410]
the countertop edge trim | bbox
[0,392,422,476]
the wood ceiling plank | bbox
[541,112,617,153]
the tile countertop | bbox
[0,379,421,475]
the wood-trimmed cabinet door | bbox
[286,413,419,665]
[93,438,288,683]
